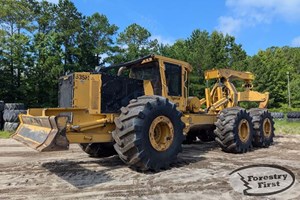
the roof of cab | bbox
[100,54,192,73]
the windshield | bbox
[130,61,162,95]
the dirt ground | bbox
[0,134,300,200]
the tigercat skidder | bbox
[12,55,274,171]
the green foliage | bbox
[0,131,11,139]
[0,0,118,107]
[110,23,159,63]
[247,47,300,108]
[0,0,33,103]
[274,120,300,135]
[238,102,259,110]
[0,0,299,110]
[56,0,82,73]
[269,105,300,113]
[160,30,247,97]
[79,13,118,68]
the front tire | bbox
[214,107,254,153]
[112,96,185,171]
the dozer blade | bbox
[12,115,69,152]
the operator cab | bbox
[99,54,192,111]
[129,61,162,95]
[101,55,190,95]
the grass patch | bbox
[0,131,12,139]
[274,120,300,134]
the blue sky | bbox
[46,0,300,55]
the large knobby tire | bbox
[0,101,4,130]
[0,101,4,112]
[79,143,117,158]
[0,111,3,123]
[271,112,284,119]
[249,108,275,147]
[214,107,254,153]
[287,112,300,119]
[0,112,3,130]
[4,103,25,110]
[112,95,185,171]
[3,110,27,123]
[4,122,19,132]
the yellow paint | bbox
[66,124,115,143]
[238,91,269,108]
[158,58,188,112]
[89,74,101,114]
[204,69,268,113]
[205,68,254,81]
[149,115,174,151]
[14,54,270,149]
[263,118,272,138]
[143,80,154,95]
[73,72,91,108]
[238,119,250,143]
[187,97,201,113]
[182,113,217,134]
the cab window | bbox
[130,61,162,95]
[165,63,182,96]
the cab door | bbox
[163,62,186,111]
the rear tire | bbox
[0,112,3,130]
[4,122,19,132]
[0,101,4,112]
[249,108,275,147]
[112,96,185,171]
[4,103,25,110]
[271,112,284,119]
[79,143,117,158]
[3,110,27,122]
[214,107,254,153]
[287,112,300,119]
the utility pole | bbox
[287,72,291,108]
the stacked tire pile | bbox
[270,112,284,120]
[3,103,27,132]
[287,112,300,121]
[0,101,4,130]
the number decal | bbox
[75,74,89,81]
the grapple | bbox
[12,115,69,152]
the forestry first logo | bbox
[229,164,295,196]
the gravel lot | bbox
[0,134,300,200]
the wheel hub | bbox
[263,118,272,138]
[149,116,174,151]
[238,119,250,143]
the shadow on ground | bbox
[175,140,219,167]
[42,141,220,188]
[42,156,124,189]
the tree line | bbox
[0,0,299,108]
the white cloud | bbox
[226,0,300,22]
[217,16,242,35]
[217,0,300,35]
[150,35,174,45]
[291,36,300,47]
